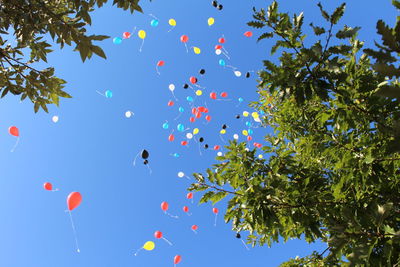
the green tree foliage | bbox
[0,0,143,112]
[189,1,400,265]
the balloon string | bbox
[68,211,80,253]
[96,90,105,97]
[134,247,143,256]
[149,14,158,19]
[156,66,160,75]
[52,188,60,192]
[165,211,179,219]
[167,25,175,33]
[184,175,191,180]
[241,239,250,250]
[174,112,182,121]
[226,65,237,70]
[222,51,230,59]
[146,164,153,175]
[197,142,203,156]
[171,91,178,101]
[191,229,197,234]
[222,47,229,55]
[162,237,173,246]
[214,213,218,227]
[10,137,19,152]
[216,98,232,102]
[184,43,188,53]
[139,39,144,52]
[219,135,226,143]
[133,151,140,166]
[185,212,192,216]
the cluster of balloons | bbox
[212,0,223,10]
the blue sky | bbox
[0,0,396,266]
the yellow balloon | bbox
[193,128,199,135]
[242,130,248,136]
[195,90,203,96]
[220,129,226,134]
[258,154,263,159]
[143,241,155,251]
[251,112,259,118]
[138,30,146,39]
[208,17,215,26]
[193,47,201,54]
[243,111,249,117]
[169,19,176,26]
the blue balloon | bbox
[173,153,180,158]
[219,59,226,66]
[238,97,244,102]
[248,129,254,135]
[186,96,194,102]
[151,19,159,27]
[177,124,185,132]
[113,37,122,45]
[162,122,169,129]
[245,121,251,127]
[105,90,113,98]
[259,110,265,115]
[179,107,184,113]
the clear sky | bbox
[0,0,396,266]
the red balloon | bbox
[191,225,198,230]
[181,141,188,146]
[210,92,217,100]
[186,192,193,199]
[195,111,202,119]
[174,255,182,265]
[214,145,220,150]
[157,60,165,67]
[189,117,195,123]
[205,115,211,121]
[244,31,253,37]
[183,206,189,212]
[123,32,131,39]
[180,35,189,43]
[247,136,252,141]
[215,44,222,50]
[168,100,174,106]
[67,192,82,211]
[257,143,263,148]
[189,76,197,84]
[203,108,209,113]
[198,106,206,113]
[220,92,228,98]
[168,134,175,142]
[191,107,197,115]
[218,37,225,43]
[154,231,163,239]
[161,201,169,211]
[212,207,219,214]
[8,126,19,137]
[43,182,52,191]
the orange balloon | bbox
[157,60,165,67]
[244,31,253,37]
[67,192,82,211]
[191,225,198,230]
[161,201,169,211]
[43,182,52,191]
[8,126,19,137]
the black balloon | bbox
[212,0,218,7]
[204,144,209,149]
[222,124,227,129]
[236,114,240,119]
[143,159,149,165]
[217,4,223,10]
[199,137,204,142]
[245,72,250,78]
[141,149,149,159]
[183,83,189,89]
[199,69,205,75]
[236,233,241,239]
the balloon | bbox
[220,92,228,98]
[151,19,159,27]
[113,37,122,44]
[193,128,199,135]
[195,111,202,119]
[214,145,220,150]
[215,49,222,55]
[189,117,195,123]
[199,69,205,75]
[252,112,259,118]
[189,76,197,84]
[218,37,225,43]
[168,134,175,142]
[212,1,218,7]
[179,107,184,113]
[246,72,251,78]
[254,117,261,123]
[143,241,155,251]
[123,32,131,39]
[186,133,193,139]
[169,84,175,91]
[186,96,193,102]
[138,30,146,39]
[204,144,209,149]
[162,122,169,129]
[105,90,113,98]
[210,92,217,99]
[154,231,162,239]
[208,17,215,26]
[180,35,189,43]
[219,59,226,66]
[258,154,264,159]
[173,153,180,157]
[195,90,202,96]
[181,141,188,146]
[234,71,242,77]
[217,4,223,10]
[217,152,223,156]
[212,207,219,214]
[247,136,252,141]
[222,124,227,129]
[141,149,149,159]
[168,100,174,106]
[236,233,241,239]
[193,47,201,54]
[52,115,59,123]
[199,137,204,142]
[177,124,185,132]
[242,130,248,136]
[198,107,206,113]
[187,192,193,199]
[233,134,239,140]
[161,201,169,211]
[169,19,176,26]
[43,182,52,191]
[67,192,82,211]
[157,60,165,67]
[215,45,222,50]
[248,129,254,135]
[244,31,253,37]
[205,115,211,121]
[245,121,251,127]
[220,129,226,134]
[191,225,198,230]
[183,83,189,89]
[236,114,241,119]
[174,255,182,265]
[183,206,189,212]
[243,111,249,117]
[238,97,244,102]
[125,111,133,118]
[191,108,197,115]
[178,172,185,178]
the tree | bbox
[0,0,143,112]
[189,1,400,265]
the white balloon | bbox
[217,152,223,156]
[125,111,133,118]
[233,134,239,140]
[234,71,242,77]
[215,49,222,55]
[52,115,59,123]
[178,171,185,178]
[169,84,175,91]
[253,117,261,123]
[186,133,193,139]
[245,148,250,152]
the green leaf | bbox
[91,45,107,59]
[377,20,398,52]
[210,191,228,204]
[257,32,274,42]
[317,2,330,21]
[330,3,346,24]
[247,21,265,29]
[310,23,325,35]
[336,26,361,39]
